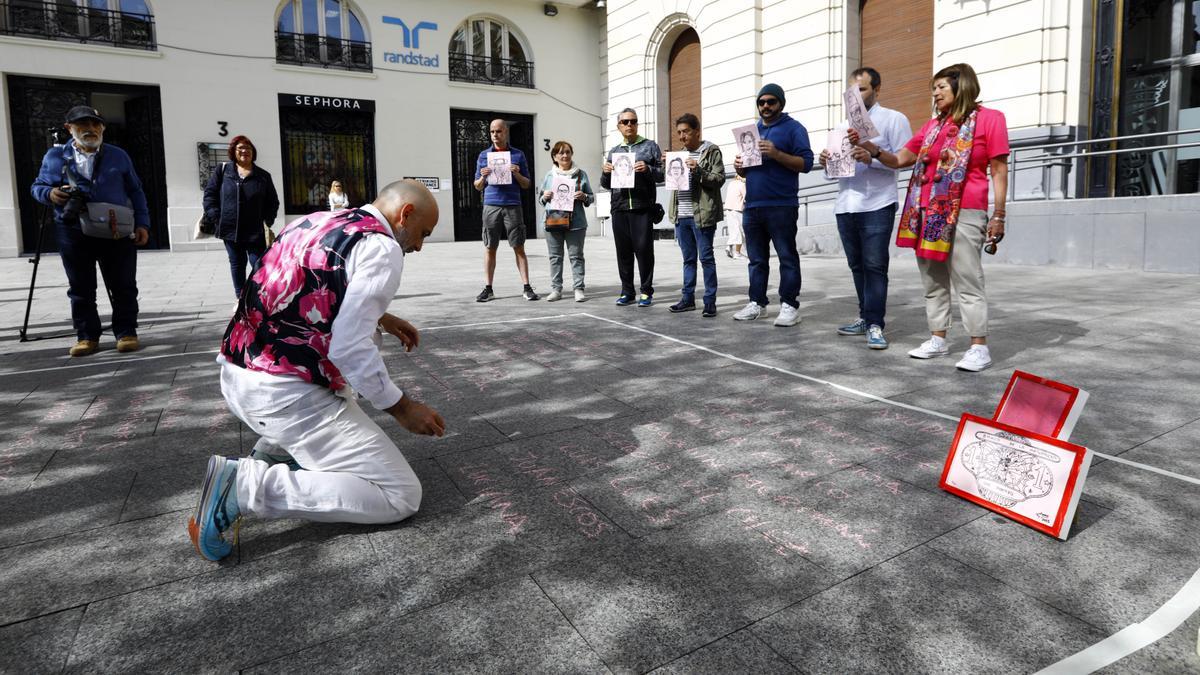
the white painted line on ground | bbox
[584,312,1200,672]
[1033,567,1200,674]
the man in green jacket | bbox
[666,113,725,317]
[600,108,663,307]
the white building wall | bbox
[0,0,603,257]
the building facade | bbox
[0,0,604,257]
[600,0,1200,271]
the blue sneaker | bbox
[250,447,303,471]
[637,294,653,307]
[188,455,242,562]
[837,318,867,336]
[615,294,634,306]
[867,324,889,350]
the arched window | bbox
[1,0,156,50]
[447,16,533,89]
[275,0,370,72]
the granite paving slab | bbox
[648,628,798,674]
[0,462,134,549]
[247,576,609,674]
[0,607,85,675]
[533,510,836,673]
[752,546,1108,674]
[64,537,398,673]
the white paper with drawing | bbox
[663,152,690,191]
[610,152,636,189]
[824,128,857,179]
[549,175,575,211]
[843,85,880,139]
[732,124,762,167]
[486,151,512,185]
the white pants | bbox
[724,210,744,247]
[223,382,422,524]
[916,208,989,337]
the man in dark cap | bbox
[732,83,813,328]
[31,105,151,356]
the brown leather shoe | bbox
[115,336,140,353]
[69,339,99,357]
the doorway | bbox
[448,109,536,242]
[6,75,168,253]
[860,0,934,135]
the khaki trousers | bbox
[916,208,988,337]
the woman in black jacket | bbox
[203,135,280,299]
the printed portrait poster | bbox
[610,152,636,189]
[664,151,690,191]
[843,84,880,140]
[732,124,762,167]
[823,128,857,179]
[486,151,512,185]
[940,413,1093,540]
[549,175,575,211]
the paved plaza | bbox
[0,235,1198,673]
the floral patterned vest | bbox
[220,209,392,390]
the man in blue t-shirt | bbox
[733,84,813,327]
[473,118,538,302]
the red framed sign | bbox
[940,413,1093,540]
[993,370,1089,441]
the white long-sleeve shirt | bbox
[830,103,913,214]
[219,203,404,413]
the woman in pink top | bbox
[850,63,1009,372]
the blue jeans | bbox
[225,239,267,299]
[55,224,139,340]
[836,203,896,328]
[742,206,800,308]
[675,218,717,303]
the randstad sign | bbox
[382,16,439,68]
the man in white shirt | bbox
[820,67,912,350]
[189,179,444,562]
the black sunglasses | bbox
[618,119,638,126]
[757,98,780,107]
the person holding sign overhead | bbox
[600,108,663,307]
[474,119,539,302]
[664,113,725,317]
[849,63,1009,372]
[819,67,911,350]
[733,84,813,327]
[537,140,594,302]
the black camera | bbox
[60,185,88,223]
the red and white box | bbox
[992,370,1089,441]
[940,413,1092,540]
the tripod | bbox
[19,203,111,342]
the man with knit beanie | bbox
[733,83,813,327]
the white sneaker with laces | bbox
[547,289,562,302]
[955,345,993,372]
[733,301,766,321]
[574,289,586,302]
[907,337,949,359]
[773,304,801,327]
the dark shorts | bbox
[482,205,525,249]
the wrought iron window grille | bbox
[448,52,534,89]
[275,30,372,72]
[0,1,155,50]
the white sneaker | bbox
[773,304,801,327]
[574,289,586,302]
[956,345,993,372]
[907,336,949,359]
[547,289,562,302]
[733,301,766,321]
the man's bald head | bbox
[373,179,439,253]
[489,118,509,149]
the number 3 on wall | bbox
[217,121,229,137]
[543,138,550,151]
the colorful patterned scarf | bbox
[897,109,978,261]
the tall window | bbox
[275,0,370,72]
[448,16,533,89]
[0,0,156,50]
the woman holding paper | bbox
[538,140,594,302]
[850,63,1009,372]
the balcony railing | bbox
[275,31,372,72]
[448,53,535,89]
[0,1,155,50]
